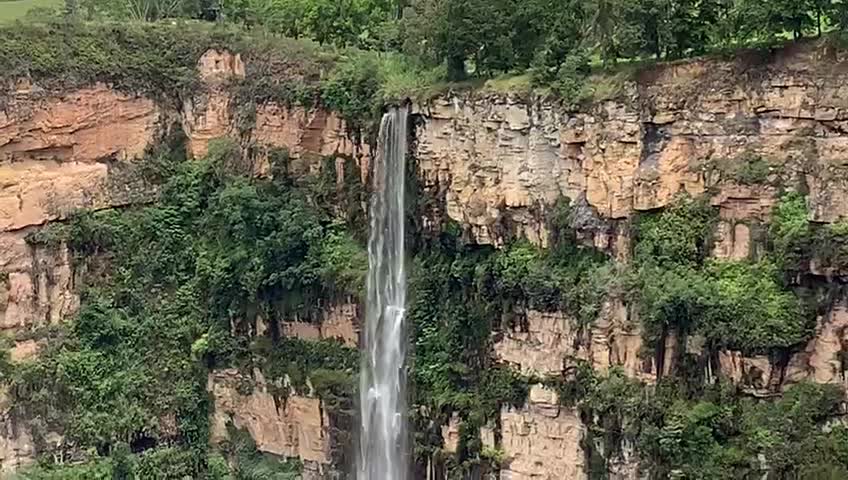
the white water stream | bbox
[357,107,409,480]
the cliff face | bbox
[414,43,848,253]
[412,42,848,479]
[0,50,368,473]
[2,41,848,478]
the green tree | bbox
[656,0,719,58]
[527,0,586,80]
[736,0,816,40]
[402,0,537,80]
[401,0,483,80]
[830,0,848,30]
[585,0,644,63]
[79,0,200,20]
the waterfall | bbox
[358,106,409,480]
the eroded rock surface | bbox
[0,85,163,337]
[414,44,848,247]
[209,369,331,477]
[500,385,587,480]
[281,300,360,348]
[5,42,848,479]
[494,301,654,382]
[0,85,160,165]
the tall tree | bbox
[401,0,497,80]
[737,0,815,40]
[830,0,848,30]
[659,0,719,59]
[585,0,644,64]
[525,0,586,83]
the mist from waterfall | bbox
[357,106,409,480]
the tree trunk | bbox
[447,55,466,82]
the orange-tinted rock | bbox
[281,301,360,348]
[0,85,160,165]
[500,385,587,480]
[209,369,330,469]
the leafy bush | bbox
[377,53,446,102]
[320,53,382,131]
[552,367,848,480]
[769,191,812,271]
[812,220,848,271]
[315,228,368,297]
[135,447,199,479]
[0,21,236,101]
[767,192,848,273]
[701,260,808,350]
[253,337,358,396]
[494,239,610,324]
[733,154,772,185]
[551,52,591,103]
[9,140,366,474]
[632,194,811,352]
[633,194,717,268]
[16,460,113,480]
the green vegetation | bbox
[768,191,848,274]
[0,0,60,23]
[0,20,446,135]
[630,194,812,353]
[41,0,848,64]
[217,424,302,480]
[10,140,366,477]
[5,4,848,478]
[552,365,848,480]
[528,190,848,478]
[702,152,777,186]
[493,237,611,325]
[252,336,358,401]
[814,220,848,271]
[408,246,528,468]
[15,429,302,479]
[7,0,848,109]
[407,201,611,470]
[0,21,246,102]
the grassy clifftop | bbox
[0,20,442,133]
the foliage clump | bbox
[768,191,848,275]
[493,238,610,325]
[11,141,366,476]
[631,194,810,352]
[0,21,240,101]
[551,364,848,479]
[407,201,611,470]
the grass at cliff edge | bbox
[0,0,61,22]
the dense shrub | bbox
[769,191,812,272]
[552,366,848,479]
[11,141,365,476]
[632,194,811,352]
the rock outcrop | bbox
[416,43,848,479]
[0,48,367,472]
[280,300,360,348]
[494,302,654,382]
[500,385,586,480]
[209,369,332,479]
[0,50,368,338]
[0,85,163,339]
[414,44,848,250]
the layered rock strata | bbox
[4,41,848,478]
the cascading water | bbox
[358,106,409,480]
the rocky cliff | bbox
[0,49,368,475]
[3,38,848,478]
[413,41,848,479]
